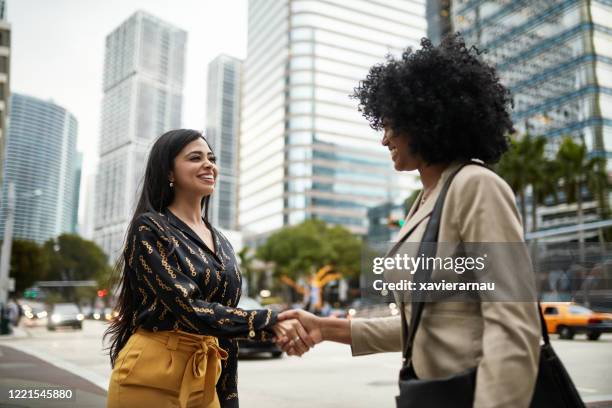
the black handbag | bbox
[395,162,585,408]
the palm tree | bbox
[556,136,610,246]
[497,136,529,225]
[525,135,560,233]
[498,133,553,232]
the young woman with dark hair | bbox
[105,129,313,408]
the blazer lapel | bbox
[392,162,464,245]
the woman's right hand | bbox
[272,318,315,356]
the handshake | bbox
[270,309,351,356]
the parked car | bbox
[540,302,612,340]
[47,303,84,331]
[237,297,282,358]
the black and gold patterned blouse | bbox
[124,208,278,407]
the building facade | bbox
[0,93,79,244]
[0,0,10,189]
[93,11,186,260]
[206,54,241,230]
[452,0,612,169]
[452,0,612,241]
[240,0,426,239]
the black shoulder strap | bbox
[400,162,475,366]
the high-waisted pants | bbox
[107,328,228,408]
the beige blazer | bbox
[350,162,541,408]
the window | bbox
[543,307,559,315]
[568,305,592,315]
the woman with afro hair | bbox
[277,34,542,407]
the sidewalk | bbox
[0,344,107,407]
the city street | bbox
[1,320,611,407]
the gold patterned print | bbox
[147,216,165,232]
[221,281,228,300]
[138,287,147,305]
[155,275,172,291]
[264,309,272,326]
[156,241,177,278]
[185,257,197,277]
[141,240,154,255]
[139,256,153,274]
[205,268,211,285]
[248,311,256,338]
[128,235,136,267]
[174,283,188,298]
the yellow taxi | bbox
[540,302,612,340]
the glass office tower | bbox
[0,93,79,244]
[93,11,186,260]
[240,0,426,238]
[452,0,612,168]
[0,0,10,189]
[206,54,242,231]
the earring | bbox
[169,181,174,188]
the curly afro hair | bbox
[352,33,514,165]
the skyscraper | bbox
[427,0,452,45]
[452,0,612,240]
[93,11,186,260]
[240,0,426,238]
[0,93,79,244]
[206,54,241,230]
[452,0,611,169]
[0,0,11,189]
[72,152,82,234]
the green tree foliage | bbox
[498,133,609,234]
[42,234,111,285]
[256,219,363,279]
[9,239,49,293]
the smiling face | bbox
[169,137,218,197]
[381,120,422,171]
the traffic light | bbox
[387,218,405,228]
[97,288,108,298]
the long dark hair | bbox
[104,129,212,366]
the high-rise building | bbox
[72,152,82,234]
[93,11,186,260]
[452,0,612,241]
[0,93,79,244]
[240,0,426,239]
[452,0,611,169]
[0,0,11,189]
[206,54,241,230]
[427,0,452,44]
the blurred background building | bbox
[239,0,426,242]
[0,0,10,189]
[452,0,612,242]
[0,93,79,243]
[93,11,187,260]
[206,54,241,231]
[452,0,611,162]
[426,0,452,44]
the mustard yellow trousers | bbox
[107,328,228,408]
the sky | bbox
[9,0,248,223]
